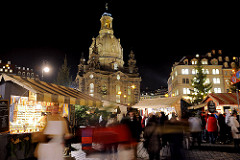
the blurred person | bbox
[143,115,162,160]
[141,114,147,129]
[62,113,72,156]
[200,112,208,142]
[206,113,219,144]
[159,112,167,126]
[218,114,228,144]
[121,111,142,160]
[34,104,71,160]
[188,113,202,148]
[164,112,188,160]
[104,114,119,154]
[228,111,240,152]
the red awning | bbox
[204,93,240,105]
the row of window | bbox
[0,68,13,73]
[181,69,220,75]
[182,78,220,84]
[181,88,222,95]
[18,71,34,77]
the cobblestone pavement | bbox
[70,142,240,160]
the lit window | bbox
[191,60,197,65]
[0,68,3,72]
[9,69,13,73]
[89,74,94,79]
[182,69,189,75]
[89,83,94,96]
[175,71,177,76]
[213,78,220,84]
[116,95,120,103]
[204,78,210,84]
[204,69,209,74]
[18,71,21,75]
[5,69,8,72]
[114,63,118,70]
[212,69,219,75]
[214,88,221,93]
[183,88,190,94]
[202,60,208,64]
[192,69,196,75]
[117,74,120,80]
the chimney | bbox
[7,61,11,64]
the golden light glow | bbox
[131,85,136,89]
[233,57,236,60]
[123,95,127,98]
[6,64,9,67]
[164,94,169,97]
[117,91,122,95]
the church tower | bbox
[76,8,141,106]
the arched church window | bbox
[89,83,94,97]
[114,63,118,70]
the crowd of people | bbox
[102,109,240,160]
[32,106,240,160]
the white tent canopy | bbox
[132,96,182,109]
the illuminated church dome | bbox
[89,12,124,69]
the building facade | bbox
[75,12,141,105]
[168,50,239,101]
[0,60,38,79]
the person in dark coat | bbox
[218,114,228,144]
[121,111,142,160]
[143,115,162,160]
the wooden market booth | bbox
[188,93,240,114]
[0,73,102,159]
[132,96,190,118]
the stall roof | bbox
[203,93,240,105]
[132,96,182,109]
[188,93,240,109]
[0,74,102,107]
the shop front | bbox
[0,73,102,159]
[0,74,101,133]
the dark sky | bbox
[0,1,239,90]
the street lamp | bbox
[41,61,50,80]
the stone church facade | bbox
[75,11,141,106]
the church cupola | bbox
[99,4,113,35]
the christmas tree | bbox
[189,59,212,105]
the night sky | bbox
[1,1,239,90]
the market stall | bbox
[0,73,102,133]
[132,96,185,118]
[188,93,240,114]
